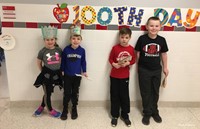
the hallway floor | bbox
[0,61,9,99]
[0,99,200,129]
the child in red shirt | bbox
[109,27,135,127]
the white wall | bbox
[1,3,200,102]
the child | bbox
[33,26,62,118]
[135,16,169,125]
[60,22,87,120]
[109,27,135,127]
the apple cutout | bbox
[53,3,69,23]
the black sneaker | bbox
[60,109,68,120]
[142,115,150,125]
[111,118,118,127]
[121,117,131,127]
[152,114,162,123]
[71,106,78,120]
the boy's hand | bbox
[163,68,169,77]
[112,62,121,69]
[82,72,88,77]
[120,61,130,67]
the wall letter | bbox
[97,7,113,26]
[73,5,80,25]
[154,8,169,25]
[167,9,182,26]
[183,9,200,28]
[81,6,96,25]
[114,6,127,25]
[127,7,144,26]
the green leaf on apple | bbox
[60,3,67,9]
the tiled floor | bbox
[0,99,200,129]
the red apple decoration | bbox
[53,3,69,23]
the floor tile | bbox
[189,108,200,121]
[151,108,200,129]
[0,103,200,129]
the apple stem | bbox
[57,4,60,8]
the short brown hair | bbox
[70,34,82,40]
[146,16,161,25]
[119,27,132,37]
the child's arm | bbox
[161,52,169,77]
[136,51,140,64]
[37,59,42,71]
[81,49,87,77]
[60,51,66,73]
[109,47,121,69]
[120,61,130,67]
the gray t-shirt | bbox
[37,46,62,70]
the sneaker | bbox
[121,117,131,127]
[152,114,162,123]
[33,106,44,116]
[142,115,150,125]
[111,118,118,127]
[60,110,68,120]
[71,106,78,120]
[49,109,61,118]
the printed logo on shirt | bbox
[143,43,160,57]
[67,54,81,62]
[46,52,60,64]
[117,51,132,65]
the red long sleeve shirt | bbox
[109,44,135,78]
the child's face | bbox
[44,38,56,49]
[146,20,161,36]
[119,34,131,47]
[70,35,82,49]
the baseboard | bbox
[8,100,200,108]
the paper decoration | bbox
[167,9,182,26]
[97,7,112,26]
[75,74,92,80]
[41,26,57,39]
[114,7,127,25]
[73,5,80,25]
[70,20,81,36]
[162,76,167,88]
[53,3,69,23]
[0,34,16,50]
[127,7,144,26]
[2,6,16,19]
[184,9,200,28]
[81,6,96,25]
[154,8,169,25]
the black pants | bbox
[63,75,81,108]
[40,85,53,111]
[138,66,161,116]
[110,77,130,119]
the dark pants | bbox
[41,85,53,111]
[138,66,161,116]
[63,75,81,108]
[110,77,130,119]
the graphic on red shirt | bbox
[117,51,132,65]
